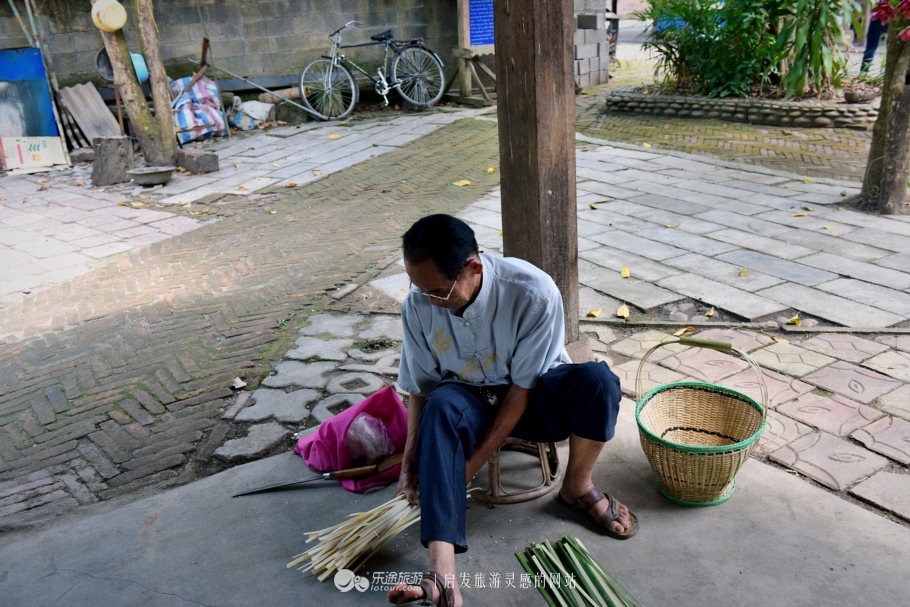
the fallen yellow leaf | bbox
[256,177,272,181]
[620,266,631,278]
[285,183,298,188]
[0,197,7,201]
[643,142,652,148]
[74,181,84,186]
[739,267,749,277]
[616,304,630,318]
[498,230,503,236]
[838,206,846,211]
[792,213,808,217]
[40,184,50,190]
[673,327,696,336]
[117,201,127,206]
[130,202,144,208]
[802,206,814,211]
[487,167,495,174]
[803,177,816,184]
[312,171,321,176]
[665,223,679,228]
[822,225,840,230]
[20,197,26,204]
[784,184,795,189]
[327,134,341,139]
[177,167,186,172]
[452,180,471,186]
[339,121,350,126]
[93,189,105,192]
[37,178,47,183]
[705,307,715,317]
[589,203,599,210]
[586,307,603,318]
[787,313,801,326]
[771,335,789,344]
[273,163,281,167]
[237,186,248,191]
[268,210,277,214]
[185,171,193,176]
[233,163,240,169]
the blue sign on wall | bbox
[0,47,59,137]
[469,0,495,47]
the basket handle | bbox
[635,337,768,422]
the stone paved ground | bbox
[225,309,910,526]
[0,109,485,304]
[0,116,501,527]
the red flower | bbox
[873,0,896,24]
[899,0,910,18]
[901,27,910,41]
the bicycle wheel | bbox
[299,59,357,120]
[391,46,445,108]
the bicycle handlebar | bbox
[330,20,362,37]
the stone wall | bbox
[0,0,457,88]
[606,92,878,129]
[574,0,611,89]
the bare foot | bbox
[387,575,462,606]
[560,484,632,535]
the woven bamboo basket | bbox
[635,336,767,506]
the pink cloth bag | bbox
[293,386,407,493]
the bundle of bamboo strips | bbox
[516,534,645,607]
[287,495,420,581]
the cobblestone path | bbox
[0,118,500,525]
[577,79,874,183]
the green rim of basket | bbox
[658,477,737,507]
[635,381,766,455]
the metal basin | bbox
[127,166,175,186]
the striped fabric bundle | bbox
[169,76,228,144]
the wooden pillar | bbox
[493,0,579,341]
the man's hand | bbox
[465,385,531,484]
[394,456,420,505]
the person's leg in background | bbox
[862,19,888,74]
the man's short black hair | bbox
[402,214,479,280]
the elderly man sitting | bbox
[387,215,637,607]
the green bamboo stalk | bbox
[516,552,559,607]
[6,0,35,47]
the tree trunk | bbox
[92,0,176,166]
[861,16,910,214]
[136,0,176,165]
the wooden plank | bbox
[493,0,579,341]
[59,82,120,145]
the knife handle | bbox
[326,464,378,480]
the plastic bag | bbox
[237,100,275,122]
[228,97,257,131]
[344,412,395,464]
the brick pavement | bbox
[0,117,501,526]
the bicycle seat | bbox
[370,30,393,42]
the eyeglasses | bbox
[409,267,463,301]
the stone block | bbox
[177,148,220,174]
[716,250,837,286]
[359,316,403,341]
[91,136,133,187]
[656,273,787,321]
[757,284,905,328]
[796,252,910,291]
[852,416,910,464]
[311,393,366,423]
[849,471,910,521]
[756,410,813,456]
[579,260,684,311]
[69,148,95,164]
[235,388,320,423]
[299,313,363,337]
[576,13,604,29]
[690,328,773,353]
[719,367,813,408]
[340,354,400,376]
[777,392,882,435]
[285,337,352,362]
[660,347,749,383]
[574,29,585,46]
[769,432,888,491]
[214,423,290,463]
[325,372,386,395]
[862,350,910,382]
[577,72,591,88]
[816,278,910,317]
[575,43,598,60]
[800,333,890,364]
[611,360,688,398]
[751,343,836,378]
[875,334,910,353]
[803,361,902,404]
[610,330,688,361]
[262,361,337,389]
[584,28,608,44]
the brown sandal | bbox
[558,487,640,540]
[392,570,455,607]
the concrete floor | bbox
[1,402,906,607]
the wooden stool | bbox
[471,438,562,504]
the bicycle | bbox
[298,21,446,121]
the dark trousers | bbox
[862,20,888,73]
[413,361,621,553]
